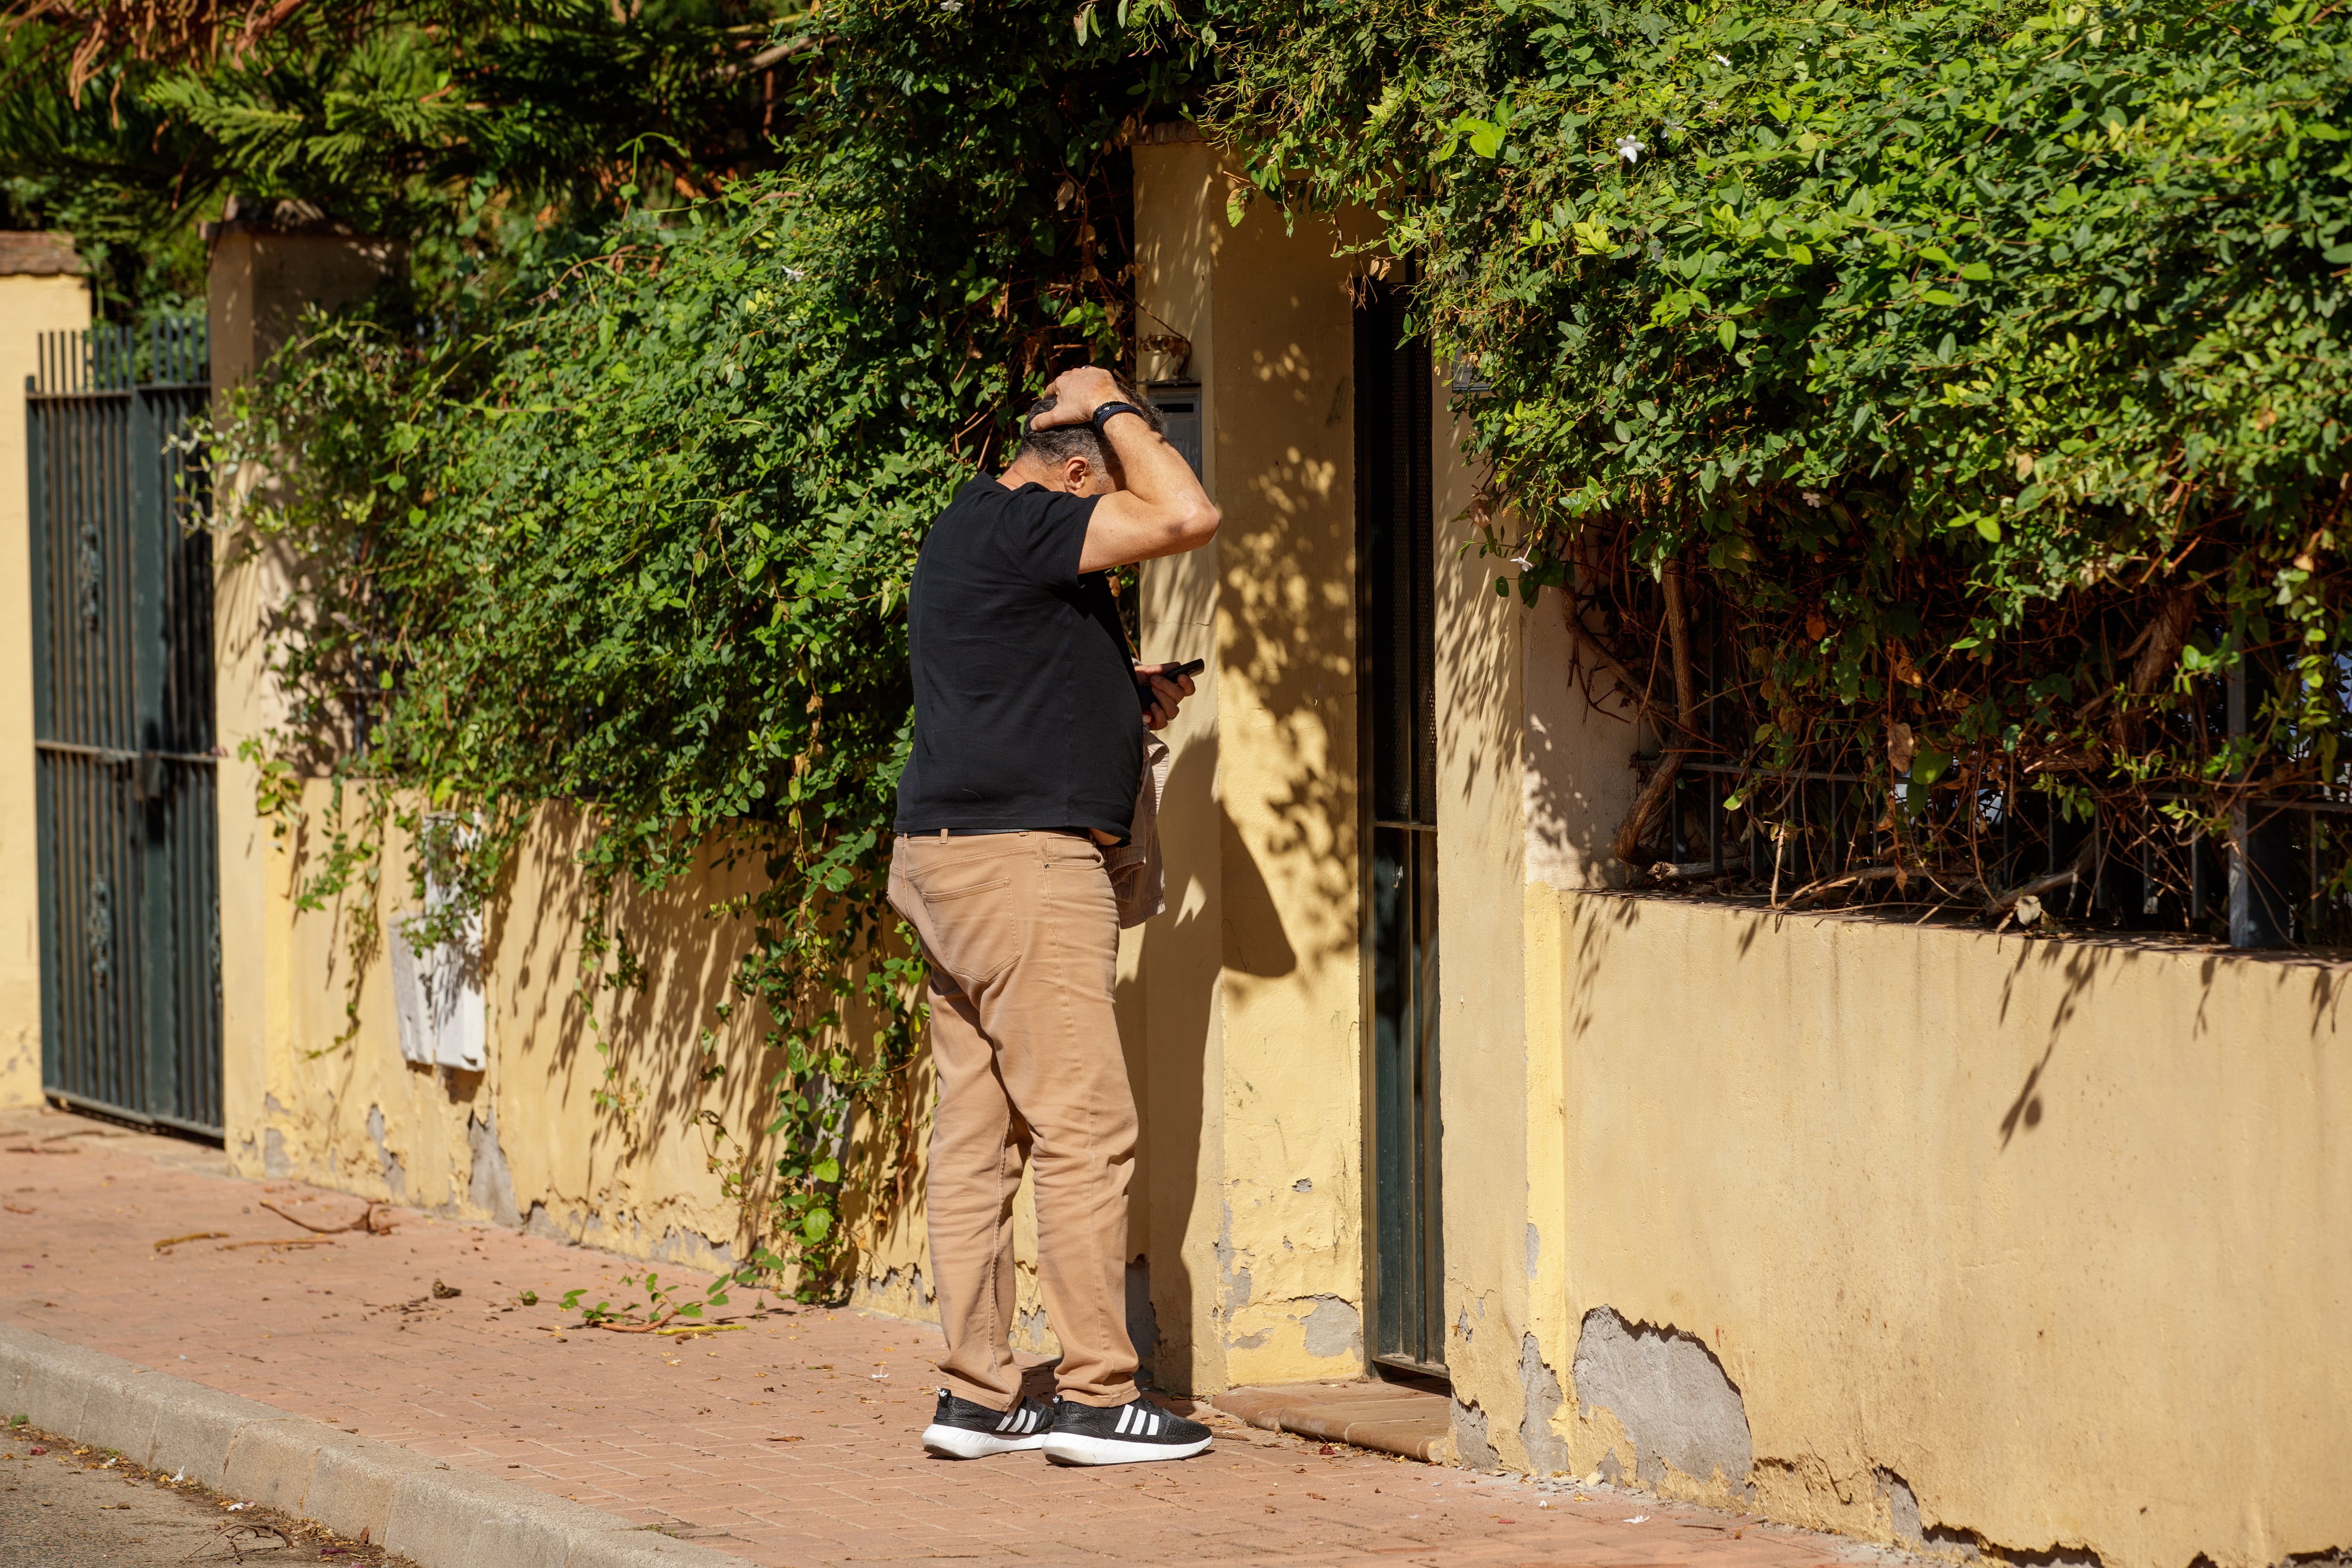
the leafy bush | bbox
[216,0,1196,1285]
[1216,0,2352,934]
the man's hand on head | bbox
[1027,366,1124,431]
[1137,663,1196,732]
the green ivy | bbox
[212,0,1206,1291]
[1215,0,2352,926]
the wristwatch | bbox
[1090,400,1145,432]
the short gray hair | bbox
[1012,374,1165,473]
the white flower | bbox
[940,0,962,9]
[1615,135,1645,164]
[1802,490,1825,508]
[783,266,808,282]
[1509,552,1534,569]
[1714,51,1732,65]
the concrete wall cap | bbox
[0,231,87,276]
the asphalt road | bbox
[0,1440,366,1566]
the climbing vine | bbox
[208,0,1209,1293]
[1214,0,2352,936]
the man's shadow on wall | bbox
[1117,725,1299,1393]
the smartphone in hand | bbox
[1137,657,1205,708]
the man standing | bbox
[890,365,1220,1466]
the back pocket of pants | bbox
[914,876,1022,986]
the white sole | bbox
[1042,1432,1214,1466]
[921,1423,1049,1459]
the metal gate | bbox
[27,321,222,1137]
[1357,278,1446,1378]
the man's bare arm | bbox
[1028,367,1221,571]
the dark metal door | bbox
[27,322,222,1137]
[1357,280,1445,1377]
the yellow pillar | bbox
[0,234,93,1108]
[205,211,402,1169]
[1128,131,1372,1393]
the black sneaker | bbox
[920,1388,1054,1458]
[1041,1394,1214,1465]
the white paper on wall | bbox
[390,870,485,1072]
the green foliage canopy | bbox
[215,0,1195,1283]
[1215,0,2352,912]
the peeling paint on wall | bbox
[362,1105,407,1202]
[1877,1469,1982,1560]
[1453,1396,1501,1470]
[1300,1296,1362,1359]
[263,1127,291,1178]
[1519,1332,1569,1475]
[1215,1200,1253,1315]
[1572,1306,1752,1494]
[466,1109,519,1227]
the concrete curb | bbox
[0,1322,755,1568]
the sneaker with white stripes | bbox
[1041,1394,1214,1465]
[920,1388,1055,1458]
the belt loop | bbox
[938,828,948,839]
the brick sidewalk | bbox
[0,1105,1896,1568]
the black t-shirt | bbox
[893,477,1143,838]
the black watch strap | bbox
[1090,400,1145,432]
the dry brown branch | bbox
[261,1196,396,1234]
[2130,585,2200,694]
[724,31,831,75]
[1780,865,1991,910]
[1610,563,1696,867]
[5,0,332,98]
[1987,835,2102,919]
[1648,855,1750,882]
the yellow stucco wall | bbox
[1397,249,2350,1568]
[0,264,94,1108]
[1504,891,2352,1568]
[207,228,804,1276]
[220,788,796,1274]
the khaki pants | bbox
[888,830,1139,1410]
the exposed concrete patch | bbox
[1877,1468,1981,1559]
[465,1109,519,1228]
[262,1127,292,1178]
[1014,1304,1049,1351]
[364,1105,407,1202]
[646,1226,735,1273]
[1124,1256,1158,1364]
[1228,1329,1271,1350]
[520,1201,580,1245]
[1571,1305,1752,1493]
[1452,1397,1501,1471]
[263,1094,286,1118]
[1299,1296,1362,1359]
[1213,1200,1252,1315]
[1518,1332,1569,1475]
[1291,1177,1313,1193]
[1526,1224,1540,1279]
